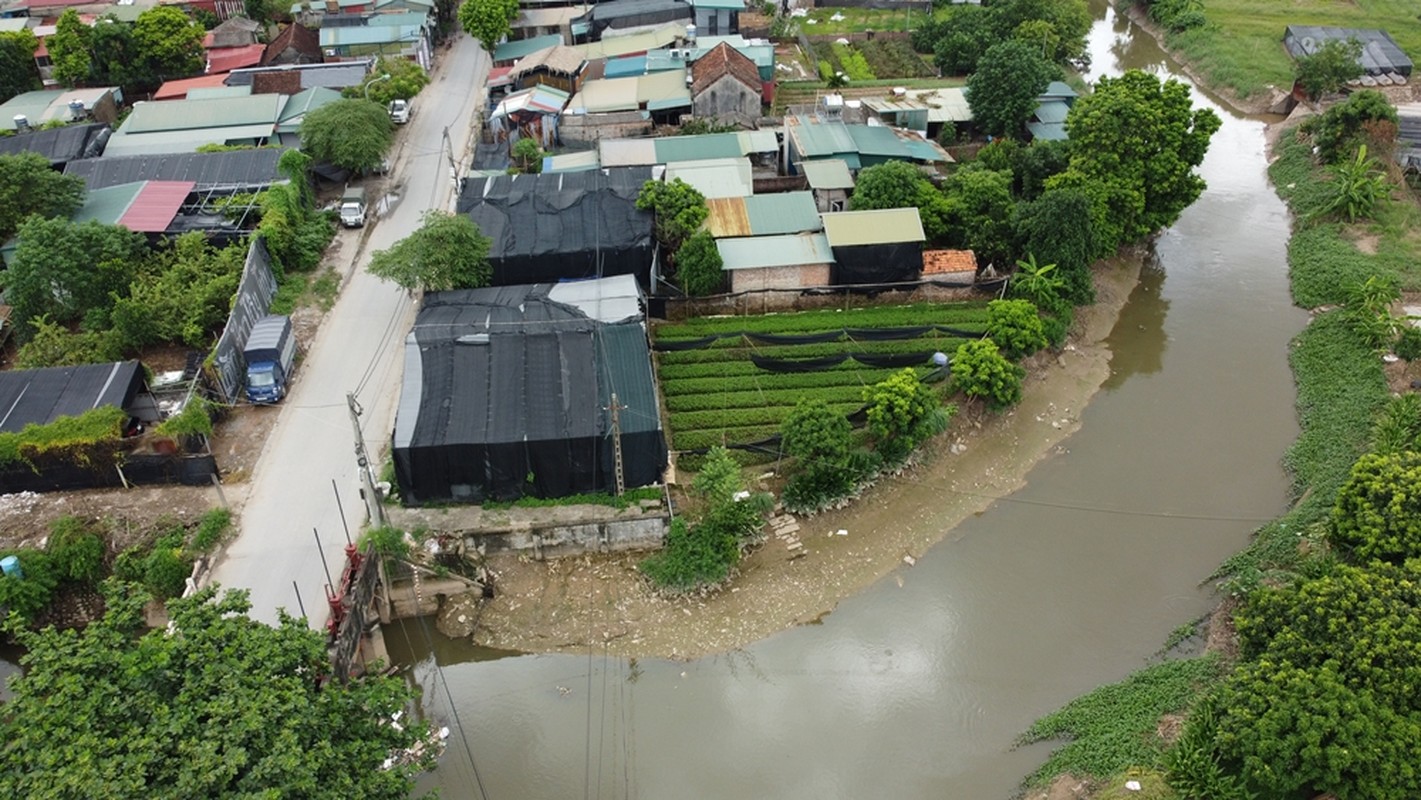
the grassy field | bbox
[655,303,989,452]
[1167,0,1421,99]
[796,7,922,35]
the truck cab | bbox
[388,99,411,124]
[339,186,367,228]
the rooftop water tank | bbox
[12,114,28,133]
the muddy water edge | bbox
[391,7,1306,796]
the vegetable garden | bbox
[816,39,936,81]
[655,302,990,455]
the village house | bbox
[689,41,762,128]
[820,207,926,285]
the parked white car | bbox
[388,99,411,124]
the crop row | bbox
[657,336,969,365]
[671,425,782,452]
[655,303,990,338]
[857,40,936,79]
[665,384,871,412]
[657,323,987,350]
[659,366,930,394]
[669,402,864,432]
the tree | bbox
[950,339,1025,410]
[1007,254,1064,309]
[985,298,1048,360]
[459,0,518,53]
[1330,451,1421,563]
[674,231,723,296]
[988,0,1091,65]
[862,369,949,464]
[1013,139,1071,200]
[367,210,492,292]
[848,160,951,242]
[132,7,206,82]
[691,446,741,506]
[0,152,87,243]
[510,137,543,173]
[1015,187,1097,305]
[1302,89,1398,164]
[1295,38,1363,101]
[966,40,1057,138]
[781,398,857,510]
[942,165,1016,267]
[88,17,148,91]
[0,582,434,799]
[47,10,93,88]
[299,98,394,174]
[2,217,147,334]
[350,56,430,105]
[1048,70,1221,253]
[636,178,708,254]
[0,30,41,102]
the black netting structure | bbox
[456,167,656,286]
[392,282,667,505]
[0,361,145,432]
[831,242,924,285]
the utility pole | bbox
[347,392,388,528]
[608,392,625,496]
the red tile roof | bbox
[921,249,978,275]
[154,73,230,101]
[690,42,760,97]
[206,44,266,75]
[262,22,321,66]
[121,181,195,233]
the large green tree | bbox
[89,17,148,90]
[351,56,430,105]
[0,29,40,101]
[367,210,492,292]
[299,98,395,174]
[989,0,1091,65]
[1047,70,1221,253]
[47,10,93,88]
[458,0,518,53]
[2,217,147,334]
[133,6,206,82]
[0,152,87,243]
[965,39,1057,138]
[0,582,434,799]
[848,160,950,242]
[1295,38,1363,101]
[1015,187,1098,305]
[636,177,707,254]
[674,230,723,296]
[942,165,1016,267]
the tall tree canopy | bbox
[916,0,1089,74]
[966,39,1057,138]
[942,165,1016,267]
[636,178,708,253]
[352,56,430,105]
[1047,70,1220,253]
[0,583,434,799]
[2,217,147,334]
[459,0,518,53]
[47,10,93,88]
[0,29,41,101]
[848,160,950,242]
[1015,187,1098,305]
[0,152,87,243]
[132,7,206,81]
[299,99,395,174]
[367,210,492,292]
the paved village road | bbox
[211,36,491,626]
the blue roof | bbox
[1027,121,1069,141]
[604,55,648,78]
[494,34,562,63]
[1034,100,1071,124]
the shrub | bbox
[46,516,105,584]
[1319,145,1390,223]
[862,369,949,464]
[639,517,738,591]
[950,339,1025,410]
[985,299,1048,360]
[1302,90,1399,165]
[0,405,126,470]
[154,396,215,439]
[1395,327,1421,361]
[0,549,61,622]
[143,544,192,600]
[190,508,232,552]
[359,526,411,561]
[691,446,741,506]
[1330,451,1421,563]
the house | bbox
[644,36,774,82]
[1027,81,1078,142]
[0,122,110,167]
[687,0,741,37]
[561,70,690,144]
[716,232,833,293]
[72,180,196,235]
[262,22,323,66]
[704,191,821,237]
[784,113,952,172]
[319,14,433,71]
[800,158,853,213]
[205,16,261,49]
[690,41,761,128]
[597,129,778,172]
[0,361,155,435]
[103,93,330,157]
[64,147,289,192]
[921,249,978,285]
[571,22,684,59]
[663,157,752,199]
[0,86,120,131]
[488,84,570,146]
[455,167,656,286]
[392,275,666,504]
[272,86,342,146]
[492,33,562,67]
[154,74,233,101]
[207,43,267,74]
[578,0,690,41]
[227,60,372,90]
[1283,26,1412,79]
[865,88,974,141]
[506,44,586,93]
[820,207,926,285]
[512,4,588,42]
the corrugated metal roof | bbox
[705,191,823,236]
[800,158,853,189]
[637,68,690,105]
[604,55,647,78]
[905,87,972,122]
[276,87,342,132]
[188,86,253,100]
[716,233,833,270]
[846,124,912,157]
[491,84,571,119]
[688,0,744,9]
[543,150,601,173]
[1027,121,1068,141]
[599,138,658,166]
[574,23,682,59]
[1034,100,1070,124]
[493,34,562,63]
[0,361,144,432]
[664,158,752,199]
[65,148,288,191]
[821,207,925,246]
[73,183,145,228]
[226,61,373,89]
[568,75,641,113]
[120,180,195,232]
[123,94,285,134]
[103,124,279,157]
[154,74,230,101]
[206,44,266,75]
[787,114,856,157]
[320,24,423,47]
[1040,81,1078,100]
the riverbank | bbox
[464,253,1143,659]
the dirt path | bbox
[468,253,1144,660]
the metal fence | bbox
[208,236,278,403]
[328,546,379,681]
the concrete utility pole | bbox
[347,391,388,528]
[609,392,625,496]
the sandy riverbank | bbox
[458,252,1145,660]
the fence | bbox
[0,451,218,494]
[208,237,278,403]
[328,544,380,681]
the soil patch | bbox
[466,253,1144,659]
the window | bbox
[830,199,845,212]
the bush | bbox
[1301,89,1398,165]
[143,544,192,600]
[359,526,411,561]
[639,517,738,591]
[950,339,1025,410]
[862,369,950,465]
[190,508,232,552]
[985,299,1049,360]
[46,516,105,584]
[1329,451,1421,563]
[0,405,126,470]
[691,446,741,506]
[154,396,215,439]
[0,549,60,622]
[1395,327,1421,361]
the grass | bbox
[268,268,344,316]
[480,486,662,510]
[1018,656,1223,787]
[796,7,923,36]
[1164,0,1421,99]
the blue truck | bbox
[244,315,297,404]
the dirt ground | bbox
[467,252,1145,660]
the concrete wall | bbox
[456,513,669,559]
[693,74,761,128]
[729,263,831,294]
[813,187,848,213]
[560,111,653,146]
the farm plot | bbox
[655,303,990,453]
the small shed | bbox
[921,249,978,285]
[716,232,833,293]
[705,191,821,237]
[1283,26,1412,77]
[800,158,854,212]
[821,207,926,285]
[690,41,762,128]
[0,361,156,434]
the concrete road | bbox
[211,35,491,626]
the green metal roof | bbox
[688,0,744,8]
[664,158,752,199]
[1034,100,1071,125]
[320,24,424,48]
[845,124,910,158]
[277,87,342,133]
[1027,121,1069,141]
[788,115,856,157]
[1040,81,1078,100]
[543,150,601,173]
[821,207,925,246]
[716,233,833,270]
[122,94,285,134]
[654,133,744,162]
[187,86,254,101]
[0,90,64,131]
[72,182,145,227]
[745,192,822,235]
[494,34,562,63]
[800,158,853,190]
